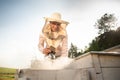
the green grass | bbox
[0,67,16,80]
[0,67,16,73]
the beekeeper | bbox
[38,12,69,58]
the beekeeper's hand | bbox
[43,48,51,55]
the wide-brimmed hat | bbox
[44,12,69,24]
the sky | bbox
[0,0,120,68]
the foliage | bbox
[95,13,117,34]
[68,43,84,58]
[69,13,119,57]
[98,28,120,50]
[87,38,100,51]
[68,43,77,58]
[85,13,119,52]
[86,27,120,52]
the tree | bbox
[68,43,78,58]
[95,13,117,34]
[68,43,86,58]
[97,30,116,50]
[87,27,120,52]
[86,13,119,52]
[88,38,100,51]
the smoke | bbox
[31,57,73,70]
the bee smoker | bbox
[48,46,56,59]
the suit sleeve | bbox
[38,34,45,53]
[61,35,68,57]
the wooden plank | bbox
[72,54,93,69]
[80,69,90,80]
[87,68,96,80]
[102,68,120,80]
[92,54,103,80]
[26,70,56,80]
[92,54,101,73]
[57,69,77,80]
[17,69,90,80]
[99,55,120,67]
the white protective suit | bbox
[38,23,68,57]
